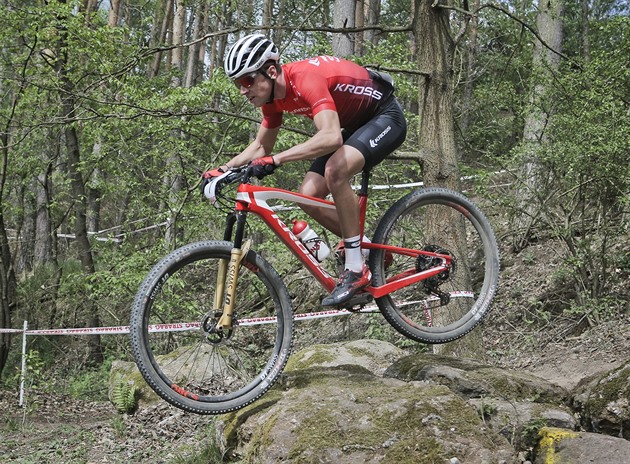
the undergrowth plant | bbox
[110,378,138,414]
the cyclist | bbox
[205,33,407,306]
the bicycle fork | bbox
[211,211,249,336]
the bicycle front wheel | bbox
[370,188,499,344]
[129,240,293,414]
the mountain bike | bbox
[129,165,500,414]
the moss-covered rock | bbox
[285,339,405,375]
[533,427,630,463]
[572,360,630,438]
[385,353,569,403]
[218,342,517,463]
[114,339,630,462]
[468,398,577,451]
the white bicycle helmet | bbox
[224,34,280,80]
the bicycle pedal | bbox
[340,293,373,312]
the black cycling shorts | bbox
[308,97,407,176]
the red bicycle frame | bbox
[226,172,453,300]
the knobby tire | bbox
[370,188,500,344]
[129,241,293,415]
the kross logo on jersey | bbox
[369,125,392,148]
[333,84,383,100]
[290,107,311,115]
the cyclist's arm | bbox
[222,125,280,169]
[272,110,343,166]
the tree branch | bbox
[437,1,576,66]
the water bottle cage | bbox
[303,237,323,251]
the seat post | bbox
[357,170,370,237]
[359,169,370,196]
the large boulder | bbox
[110,339,630,462]
[218,366,517,463]
[534,427,630,463]
[571,360,630,438]
[384,352,576,451]
[218,340,524,463]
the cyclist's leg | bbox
[342,98,407,173]
[324,145,365,242]
[329,97,407,255]
[298,168,343,236]
[320,145,372,306]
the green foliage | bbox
[67,358,113,400]
[11,349,57,413]
[501,16,629,310]
[563,296,627,326]
[110,415,127,438]
[0,0,627,395]
[110,377,138,414]
[520,418,548,449]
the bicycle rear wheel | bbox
[370,188,499,344]
[129,240,293,414]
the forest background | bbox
[0,0,627,399]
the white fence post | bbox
[19,320,27,408]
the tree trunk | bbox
[148,0,174,79]
[63,117,103,364]
[108,0,121,27]
[164,0,186,247]
[0,28,27,377]
[365,0,381,47]
[34,167,53,265]
[459,0,480,138]
[0,212,16,378]
[170,0,185,88]
[413,0,484,358]
[512,0,564,251]
[86,141,102,234]
[184,4,203,88]
[56,2,103,364]
[333,0,356,57]
[355,0,365,56]
[263,0,273,32]
[0,140,17,378]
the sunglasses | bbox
[234,72,258,89]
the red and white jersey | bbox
[261,56,389,132]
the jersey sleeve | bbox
[261,107,283,129]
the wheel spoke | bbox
[130,242,293,414]
[371,189,499,343]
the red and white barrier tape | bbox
[0,291,473,336]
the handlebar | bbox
[203,164,259,206]
[221,164,253,186]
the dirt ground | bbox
[488,317,630,390]
[0,388,219,463]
